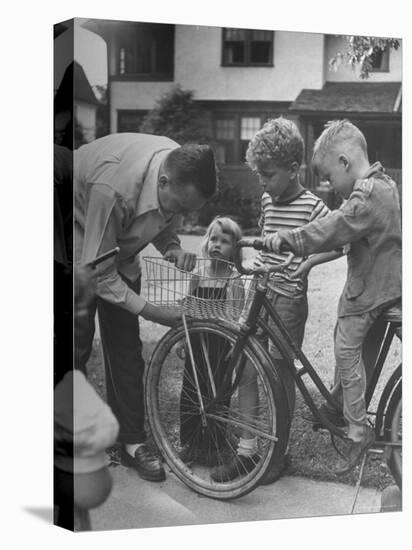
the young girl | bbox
[179,217,248,465]
[180,217,258,481]
[187,216,244,307]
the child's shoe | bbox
[210,453,259,482]
[334,425,375,475]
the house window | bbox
[215,118,236,164]
[240,117,261,160]
[369,46,389,72]
[222,28,274,66]
[215,114,265,165]
[117,110,148,133]
[119,48,126,74]
[117,23,174,80]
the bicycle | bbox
[142,240,402,499]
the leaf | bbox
[329,35,400,79]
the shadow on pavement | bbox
[23,507,53,524]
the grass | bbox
[287,396,397,490]
[87,235,401,491]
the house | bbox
[54,23,100,148]
[81,19,402,216]
[291,35,401,196]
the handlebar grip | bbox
[237,238,293,253]
[256,238,294,254]
[237,238,264,250]
[252,239,264,250]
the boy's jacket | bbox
[286,163,401,317]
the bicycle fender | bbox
[375,363,402,439]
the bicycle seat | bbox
[381,301,402,325]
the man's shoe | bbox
[307,403,346,430]
[259,454,290,485]
[335,425,375,475]
[120,445,166,482]
[211,454,259,482]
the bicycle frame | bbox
[204,273,399,443]
[217,281,346,438]
[258,295,399,440]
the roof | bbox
[289,82,402,114]
[54,61,100,112]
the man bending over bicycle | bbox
[264,119,402,474]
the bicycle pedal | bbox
[367,446,384,456]
[302,415,324,431]
[312,422,334,433]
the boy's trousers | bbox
[334,303,387,430]
[75,275,147,445]
[259,289,308,418]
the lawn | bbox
[88,235,401,490]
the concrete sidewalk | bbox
[90,463,382,532]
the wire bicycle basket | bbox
[143,257,256,323]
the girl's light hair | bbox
[201,216,242,263]
[312,119,368,162]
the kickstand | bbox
[350,453,367,514]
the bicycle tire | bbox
[384,380,402,489]
[145,320,290,499]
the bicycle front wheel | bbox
[145,320,290,499]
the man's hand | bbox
[140,302,182,327]
[164,247,197,272]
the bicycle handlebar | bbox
[235,238,294,275]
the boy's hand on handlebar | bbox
[289,259,312,280]
[262,233,288,254]
[140,302,181,327]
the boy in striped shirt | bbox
[212,118,342,484]
[248,118,341,483]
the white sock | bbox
[347,424,366,443]
[125,442,145,456]
[238,437,258,457]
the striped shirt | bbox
[254,189,330,298]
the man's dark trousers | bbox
[76,275,146,444]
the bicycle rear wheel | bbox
[145,320,290,499]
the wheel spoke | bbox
[205,412,278,442]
